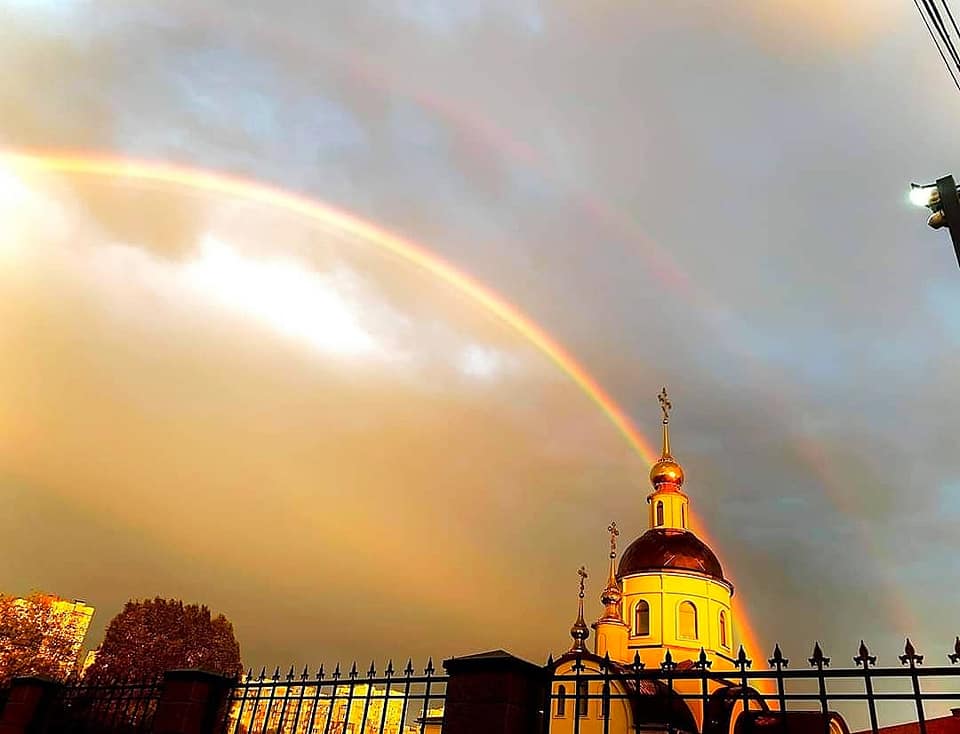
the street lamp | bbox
[910,175,960,268]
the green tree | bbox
[0,592,86,684]
[84,598,241,683]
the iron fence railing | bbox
[49,677,163,734]
[543,639,960,734]
[223,659,447,734]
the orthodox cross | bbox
[577,566,588,599]
[658,386,672,423]
[607,522,619,559]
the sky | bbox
[1,0,960,675]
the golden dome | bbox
[650,456,684,488]
[651,387,684,487]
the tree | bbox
[0,592,87,684]
[84,598,241,683]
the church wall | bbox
[619,571,734,670]
[550,659,632,734]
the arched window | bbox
[678,601,698,640]
[577,681,589,717]
[634,600,650,636]
[656,501,664,526]
[719,611,728,648]
[681,504,686,529]
[556,685,566,717]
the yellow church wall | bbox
[620,571,734,670]
[550,659,633,734]
[648,490,689,530]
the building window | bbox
[656,501,664,526]
[634,600,650,636]
[719,611,728,648]
[577,681,588,717]
[678,601,698,640]
[556,685,566,717]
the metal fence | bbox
[223,659,447,734]
[49,677,163,734]
[543,639,960,734]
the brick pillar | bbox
[152,670,234,734]
[441,650,547,734]
[0,677,63,734]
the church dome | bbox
[618,528,725,582]
[649,456,684,488]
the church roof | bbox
[617,528,726,583]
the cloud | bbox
[0,0,957,671]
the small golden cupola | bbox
[568,566,590,653]
[647,387,690,531]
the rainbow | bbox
[1,148,772,661]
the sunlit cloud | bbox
[457,343,509,380]
[181,237,390,360]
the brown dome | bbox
[618,528,726,582]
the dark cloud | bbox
[0,0,957,671]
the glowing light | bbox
[910,184,936,208]
[182,238,380,358]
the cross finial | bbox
[607,522,620,558]
[658,386,672,424]
[577,566,588,598]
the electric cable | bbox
[915,0,960,91]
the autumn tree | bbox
[84,598,241,683]
[0,592,88,684]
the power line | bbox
[941,0,960,46]
[915,0,960,92]
[927,0,960,67]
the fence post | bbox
[0,677,63,734]
[152,670,234,734]
[441,650,546,734]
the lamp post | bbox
[910,175,960,268]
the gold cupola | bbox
[646,388,691,531]
[569,566,590,652]
[649,386,685,489]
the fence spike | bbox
[258,666,266,681]
[425,658,435,676]
[286,665,295,681]
[809,642,830,668]
[316,664,325,681]
[333,662,341,680]
[950,637,960,664]
[695,647,712,669]
[386,660,395,677]
[349,661,358,679]
[404,659,414,676]
[900,638,924,666]
[736,645,752,670]
[245,668,253,682]
[854,640,877,667]
[769,643,788,669]
[301,664,309,680]
[368,661,376,677]
[272,666,281,681]
[660,649,677,671]
[632,651,644,671]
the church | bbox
[547,389,846,734]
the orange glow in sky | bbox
[1,148,766,665]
